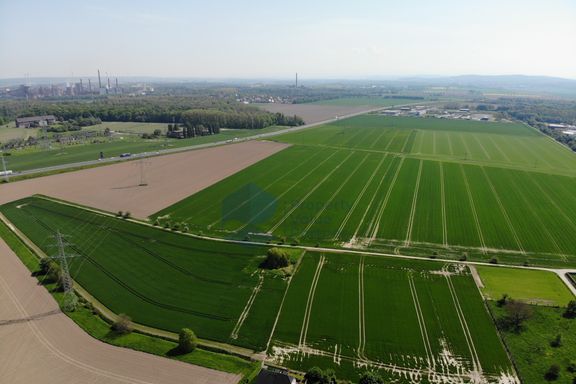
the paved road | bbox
[0,237,240,384]
[12,105,391,177]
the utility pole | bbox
[50,230,79,311]
[0,151,9,183]
[137,158,150,186]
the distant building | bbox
[15,115,57,128]
[167,128,185,139]
[255,368,297,384]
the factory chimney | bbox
[98,70,102,89]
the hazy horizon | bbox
[1,0,575,80]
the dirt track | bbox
[0,237,240,384]
[258,103,382,124]
[0,140,289,219]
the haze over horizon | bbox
[1,0,575,80]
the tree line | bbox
[0,96,304,130]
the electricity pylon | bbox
[50,230,79,311]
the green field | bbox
[154,116,576,268]
[268,252,514,382]
[476,266,574,306]
[0,197,286,351]
[1,124,290,171]
[491,304,576,384]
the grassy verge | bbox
[490,302,576,384]
[0,220,261,382]
[477,266,574,307]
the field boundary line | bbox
[230,272,265,340]
[439,163,448,247]
[298,254,325,347]
[366,157,406,246]
[408,273,435,371]
[405,160,423,247]
[444,270,482,374]
[459,165,487,253]
[349,157,396,242]
[480,167,525,254]
[268,152,355,234]
[333,155,386,241]
[299,153,369,238]
[432,131,437,155]
[234,150,340,232]
[208,149,326,229]
[384,130,399,151]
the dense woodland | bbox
[0,96,304,129]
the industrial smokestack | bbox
[88,79,92,92]
[107,76,111,89]
[295,72,298,88]
[98,70,102,89]
[115,77,118,89]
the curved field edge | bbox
[0,219,261,381]
[0,197,287,352]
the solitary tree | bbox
[550,334,562,348]
[501,300,533,333]
[178,328,198,353]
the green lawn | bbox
[491,303,576,384]
[476,266,574,306]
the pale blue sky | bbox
[1,0,575,79]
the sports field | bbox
[154,116,576,268]
[0,197,286,351]
[268,252,515,382]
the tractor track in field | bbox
[299,153,368,238]
[208,149,327,229]
[459,165,487,254]
[268,151,354,234]
[472,135,492,160]
[333,155,386,241]
[298,254,325,348]
[405,159,423,247]
[487,136,512,163]
[357,255,367,361]
[230,272,264,340]
[407,273,436,371]
[439,163,448,247]
[366,157,405,246]
[480,167,525,254]
[234,151,340,233]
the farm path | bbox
[0,237,240,384]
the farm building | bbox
[255,368,297,384]
[15,115,57,128]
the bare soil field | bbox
[0,140,289,219]
[0,237,240,384]
[257,103,384,124]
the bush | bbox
[489,257,498,264]
[116,210,123,217]
[496,293,509,307]
[123,211,131,219]
[111,314,133,334]
[178,328,198,353]
[544,364,560,381]
[359,371,384,384]
[564,300,576,319]
[550,334,562,348]
[303,367,336,384]
[566,361,576,373]
[261,248,290,269]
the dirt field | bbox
[0,140,289,219]
[0,237,240,384]
[257,103,384,124]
